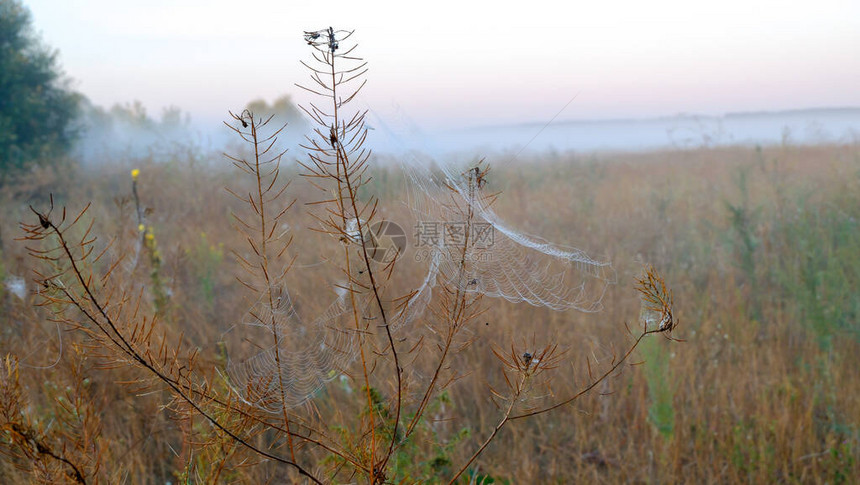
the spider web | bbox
[227,102,615,409]
[439,166,614,312]
[372,107,616,332]
[225,285,359,411]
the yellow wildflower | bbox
[138,224,145,232]
[131,168,140,180]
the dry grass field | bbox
[1,139,858,483]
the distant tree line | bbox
[0,0,80,179]
[0,0,305,180]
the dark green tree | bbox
[0,0,80,179]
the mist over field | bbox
[368,107,860,157]
[68,102,860,168]
[2,1,859,483]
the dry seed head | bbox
[303,27,342,53]
[635,265,678,335]
[494,340,565,378]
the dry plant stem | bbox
[339,146,403,478]
[160,372,366,473]
[129,177,144,268]
[225,112,358,472]
[5,422,87,484]
[217,404,367,472]
[510,330,656,420]
[405,171,480,440]
[342,237,377,479]
[301,31,403,481]
[132,177,143,237]
[208,440,237,485]
[250,114,296,463]
[29,209,343,475]
[298,32,380,479]
[336,125,401,481]
[26,210,324,485]
[329,81,379,481]
[447,374,526,485]
[404,328,454,439]
[451,169,479,320]
[449,327,663,483]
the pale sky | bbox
[24,0,860,132]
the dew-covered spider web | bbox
[225,285,360,411]
[369,106,616,331]
[225,101,615,410]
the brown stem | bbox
[405,169,478,441]
[449,327,657,482]
[338,144,403,481]
[247,113,297,463]
[448,374,525,484]
[35,214,323,484]
[325,47,378,483]
[510,331,651,420]
[321,39,403,482]
[8,423,87,484]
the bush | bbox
[0,0,80,180]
